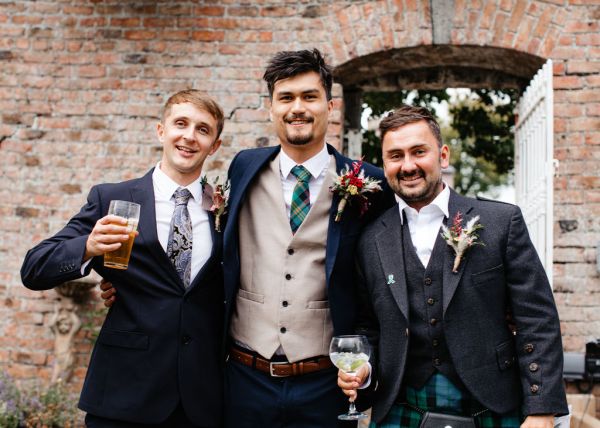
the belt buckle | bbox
[269,361,289,377]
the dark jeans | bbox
[224,358,356,428]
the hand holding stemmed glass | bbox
[330,335,371,421]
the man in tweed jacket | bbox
[338,105,568,428]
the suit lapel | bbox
[325,146,350,284]
[228,146,281,232]
[130,169,183,288]
[375,208,409,321]
[442,190,474,315]
[187,212,221,292]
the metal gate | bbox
[515,60,555,285]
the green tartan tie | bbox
[290,165,311,234]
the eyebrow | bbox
[275,88,321,97]
[385,144,429,153]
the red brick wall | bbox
[1,0,599,392]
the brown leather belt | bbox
[229,347,334,377]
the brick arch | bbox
[333,44,546,91]
[323,0,568,68]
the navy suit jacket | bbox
[355,190,568,422]
[222,144,395,349]
[21,169,224,427]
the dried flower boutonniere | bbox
[201,175,230,232]
[330,160,382,222]
[441,211,484,273]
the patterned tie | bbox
[290,165,311,234]
[167,187,193,288]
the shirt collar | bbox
[152,162,203,202]
[279,144,330,181]
[396,183,450,224]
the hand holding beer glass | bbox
[84,200,140,270]
[102,200,140,269]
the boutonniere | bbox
[329,160,382,222]
[201,175,230,232]
[441,211,484,273]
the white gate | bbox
[515,60,555,285]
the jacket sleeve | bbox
[20,186,103,290]
[504,206,568,416]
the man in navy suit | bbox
[338,105,568,427]
[21,90,225,428]
[222,49,394,427]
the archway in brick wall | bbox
[333,44,545,132]
[332,44,554,276]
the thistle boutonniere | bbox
[441,212,484,273]
[329,159,382,222]
[201,175,230,232]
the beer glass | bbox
[103,200,140,270]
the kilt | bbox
[370,374,521,428]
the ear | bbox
[440,144,450,169]
[208,138,222,156]
[327,99,334,116]
[156,121,165,142]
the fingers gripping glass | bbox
[329,335,371,421]
[103,200,140,270]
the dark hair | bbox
[162,89,225,139]
[263,48,333,100]
[379,104,442,147]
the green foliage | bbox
[0,371,80,428]
[449,89,517,176]
[359,88,517,197]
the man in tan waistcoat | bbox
[222,49,394,427]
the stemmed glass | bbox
[329,335,371,420]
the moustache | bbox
[396,169,425,180]
[285,114,314,123]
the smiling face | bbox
[157,102,222,186]
[382,120,450,211]
[270,71,333,162]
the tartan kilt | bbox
[370,374,521,428]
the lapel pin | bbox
[387,274,395,285]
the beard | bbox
[388,168,443,206]
[283,114,314,146]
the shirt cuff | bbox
[358,362,372,389]
[80,258,92,275]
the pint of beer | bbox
[104,200,141,270]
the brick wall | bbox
[1,0,598,394]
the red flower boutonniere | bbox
[329,160,382,222]
[201,175,230,232]
[441,212,484,273]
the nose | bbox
[400,155,417,173]
[290,97,305,113]
[183,125,196,141]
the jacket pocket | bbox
[98,329,149,350]
[237,289,265,304]
[495,338,516,371]
[472,263,504,286]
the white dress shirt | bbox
[152,163,213,283]
[396,184,450,267]
[279,144,331,219]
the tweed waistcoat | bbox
[230,154,335,362]
[401,217,464,390]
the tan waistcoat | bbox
[230,154,335,362]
